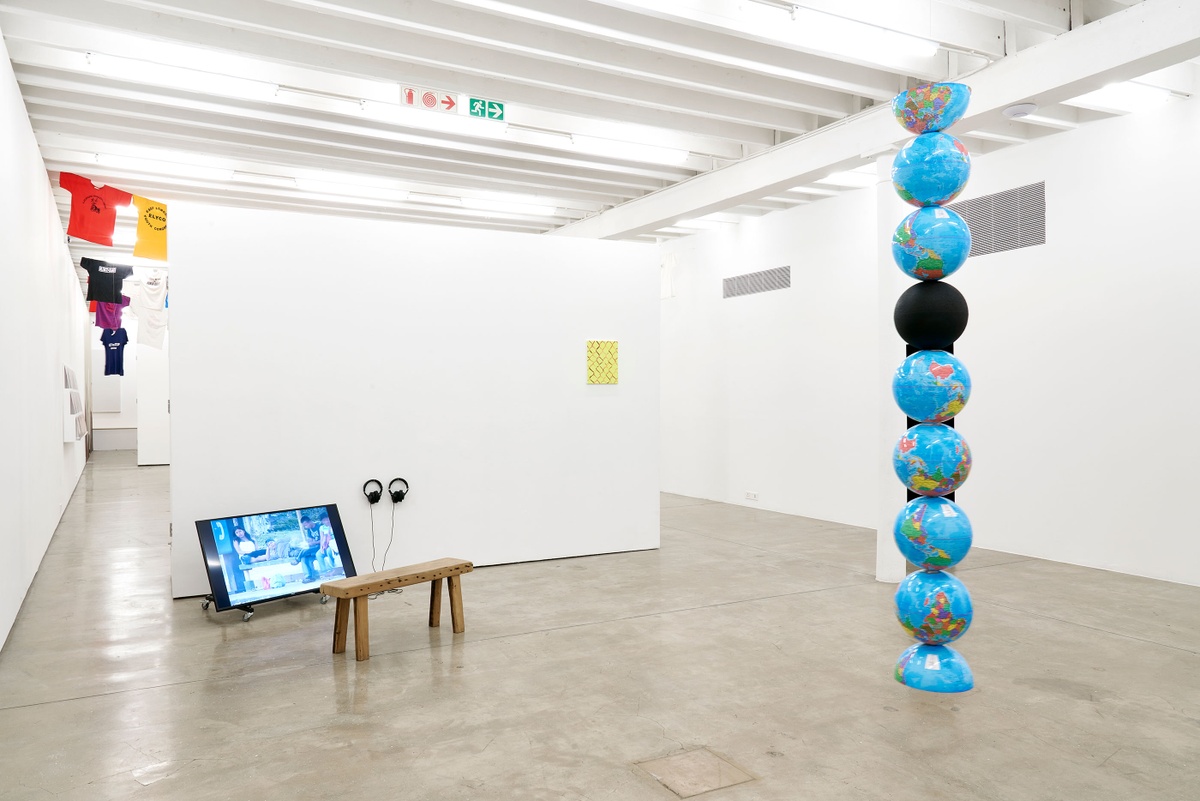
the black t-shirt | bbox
[82,257,133,303]
[101,328,129,376]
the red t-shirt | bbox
[59,172,132,246]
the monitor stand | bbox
[201,590,328,621]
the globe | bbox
[895,569,973,644]
[892,206,972,280]
[892,82,972,134]
[893,423,971,496]
[894,497,973,570]
[892,132,971,207]
[893,281,969,350]
[894,643,974,693]
[892,350,971,423]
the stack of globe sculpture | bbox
[889,82,976,693]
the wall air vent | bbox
[723,265,790,299]
[949,181,1046,257]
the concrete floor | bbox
[1,451,1198,800]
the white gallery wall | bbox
[0,31,89,645]
[660,94,1200,587]
[661,189,880,528]
[950,95,1200,587]
[169,205,659,597]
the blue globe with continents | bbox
[895,569,973,644]
[892,350,971,423]
[892,132,971,207]
[892,206,972,280]
[894,643,974,693]
[894,496,973,569]
[893,423,971,496]
[892,82,972,134]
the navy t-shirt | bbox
[101,328,128,376]
[82,257,133,303]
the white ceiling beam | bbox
[45,164,567,229]
[9,62,689,186]
[576,0,1011,63]
[933,0,1071,35]
[41,145,608,215]
[38,129,639,208]
[21,93,679,194]
[27,109,658,203]
[43,140,633,211]
[57,198,553,241]
[672,212,747,227]
[105,0,837,126]
[262,0,862,118]
[1013,104,1083,129]
[12,60,705,181]
[432,0,918,97]
[0,5,778,143]
[0,21,754,160]
[551,0,1200,239]
[563,0,950,75]
[1133,62,1199,95]
[721,205,771,217]
[788,1,1008,57]
[962,121,1031,143]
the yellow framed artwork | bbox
[587,340,618,384]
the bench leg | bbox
[429,578,443,627]
[353,596,370,661]
[447,574,465,633]
[332,598,350,654]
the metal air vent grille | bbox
[949,181,1046,257]
[723,265,791,299]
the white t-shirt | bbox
[126,280,168,349]
[136,269,167,310]
[135,308,167,349]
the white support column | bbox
[875,152,908,584]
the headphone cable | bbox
[381,502,396,570]
[368,504,404,600]
[369,506,378,572]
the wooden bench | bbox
[319,557,473,661]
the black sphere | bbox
[894,281,968,349]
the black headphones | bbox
[362,479,384,505]
[388,478,409,503]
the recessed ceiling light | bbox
[1064,81,1173,114]
[230,171,297,188]
[815,170,877,188]
[92,152,232,182]
[571,135,691,165]
[408,192,463,207]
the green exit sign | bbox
[469,97,505,120]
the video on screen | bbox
[196,504,357,611]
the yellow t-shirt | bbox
[132,195,168,261]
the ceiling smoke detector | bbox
[1003,103,1038,119]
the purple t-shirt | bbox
[95,295,130,329]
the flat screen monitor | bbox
[196,503,357,611]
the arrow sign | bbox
[442,95,456,111]
[469,97,505,121]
